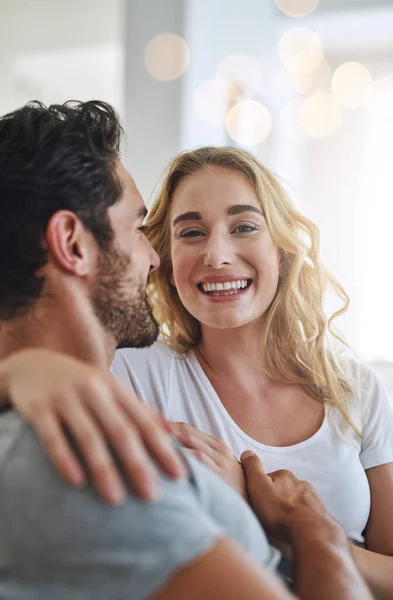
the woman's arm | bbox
[351,462,393,600]
[0,349,186,503]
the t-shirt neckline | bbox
[188,350,328,454]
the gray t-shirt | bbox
[0,411,279,600]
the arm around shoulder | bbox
[150,537,292,600]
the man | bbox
[0,100,371,599]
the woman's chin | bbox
[199,316,253,331]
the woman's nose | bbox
[203,235,232,269]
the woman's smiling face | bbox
[169,166,280,331]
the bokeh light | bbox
[226,100,272,146]
[267,67,294,97]
[274,0,319,17]
[280,98,310,142]
[288,59,331,95]
[144,33,190,81]
[300,92,342,138]
[278,27,323,74]
[331,62,373,108]
[194,77,237,125]
[216,53,263,93]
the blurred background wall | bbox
[0,0,392,381]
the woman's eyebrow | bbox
[172,205,263,226]
[228,204,263,216]
[172,211,202,226]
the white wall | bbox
[0,0,124,116]
[124,0,186,202]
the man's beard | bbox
[91,243,159,349]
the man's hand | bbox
[0,349,187,505]
[171,422,247,499]
[241,450,334,543]
[241,451,373,600]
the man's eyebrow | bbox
[172,211,202,226]
[228,204,263,216]
[137,206,148,219]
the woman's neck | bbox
[197,320,266,379]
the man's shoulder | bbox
[0,412,224,599]
[0,410,38,475]
[0,412,278,598]
[0,411,211,528]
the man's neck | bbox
[0,294,115,371]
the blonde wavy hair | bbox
[146,146,358,433]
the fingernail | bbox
[159,416,172,433]
[142,481,159,502]
[69,467,85,487]
[107,480,126,505]
[171,457,188,479]
[241,451,255,461]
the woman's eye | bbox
[233,223,259,233]
[179,229,205,239]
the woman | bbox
[2,147,393,598]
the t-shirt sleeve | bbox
[110,343,172,415]
[1,427,225,600]
[358,364,393,470]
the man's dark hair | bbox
[0,100,124,320]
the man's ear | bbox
[45,210,95,277]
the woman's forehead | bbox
[171,166,259,213]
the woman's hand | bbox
[170,421,247,499]
[0,349,186,505]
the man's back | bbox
[0,410,279,600]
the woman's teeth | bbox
[200,280,249,295]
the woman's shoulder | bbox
[343,358,389,399]
[110,342,188,413]
[342,357,393,424]
[111,340,195,381]
[112,340,181,374]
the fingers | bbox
[186,448,220,473]
[59,397,132,505]
[8,353,187,504]
[241,451,273,496]
[86,391,164,502]
[113,383,187,481]
[241,450,266,477]
[34,411,86,487]
[28,371,186,504]
[170,421,229,462]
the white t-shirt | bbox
[111,342,393,545]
